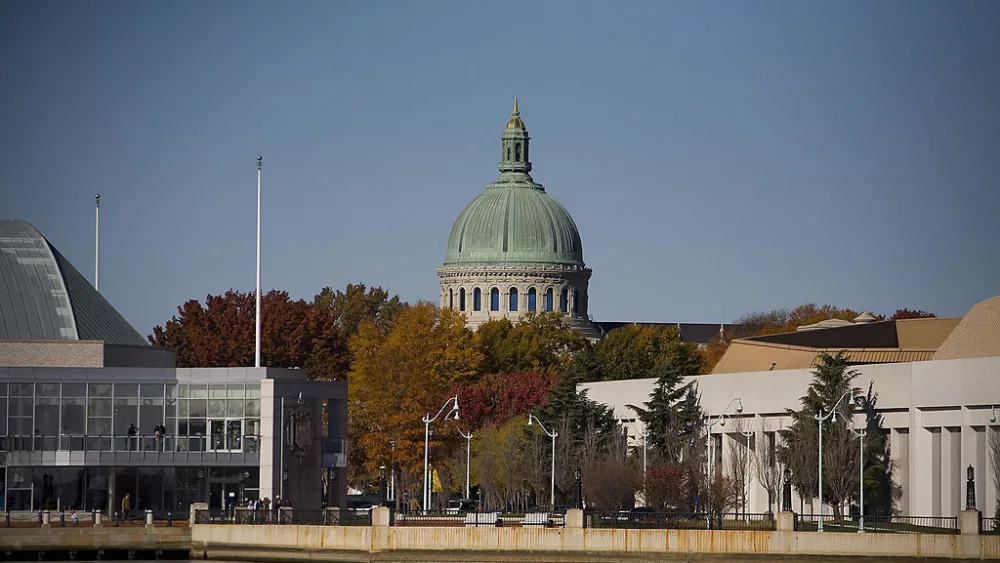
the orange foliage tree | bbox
[347,302,483,483]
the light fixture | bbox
[990,407,997,424]
[736,399,744,414]
[527,416,533,426]
[720,418,726,427]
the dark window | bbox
[490,288,500,311]
[527,288,536,311]
[573,290,579,314]
[459,288,466,312]
[473,288,481,311]
[449,289,454,310]
[515,143,522,162]
[509,288,518,312]
[507,146,511,161]
[560,288,568,313]
[545,288,553,312]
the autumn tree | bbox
[889,309,936,320]
[347,302,482,485]
[737,304,863,337]
[778,353,862,519]
[580,422,640,510]
[304,283,403,380]
[726,417,753,515]
[149,283,401,380]
[149,289,312,367]
[753,420,784,516]
[473,313,587,375]
[453,371,554,429]
[575,324,703,382]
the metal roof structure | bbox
[0,219,147,346]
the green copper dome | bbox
[444,100,585,267]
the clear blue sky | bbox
[2,1,998,336]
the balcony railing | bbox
[1,434,261,454]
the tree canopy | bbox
[347,301,482,478]
[148,283,401,380]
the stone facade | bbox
[437,264,592,331]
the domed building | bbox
[437,99,599,338]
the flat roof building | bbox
[581,295,1000,519]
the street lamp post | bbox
[815,390,858,532]
[528,414,557,509]
[706,398,744,482]
[705,398,743,528]
[423,396,460,512]
[389,440,396,502]
[848,418,866,533]
[457,428,473,500]
[642,429,649,506]
[739,424,754,516]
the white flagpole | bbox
[255,156,262,368]
[95,194,100,291]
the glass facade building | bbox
[0,367,347,513]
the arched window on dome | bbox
[473,288,482,311]
[545,288,553,312]
[572,289,579,314]
[459,288,466,312]
[449,289,454,310]
[560,288,568,313]
[490,288,500,311]
[527,288,537,312]
[509,288,518,312]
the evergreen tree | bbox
[858,381,902,516]
[778,353,862,518]
[627,360,703,463]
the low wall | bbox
[0,527,191,551]
[191,524,1000,561]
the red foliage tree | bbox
[453,371,555,429]
[149,289,313,368]
[889,309,936,320]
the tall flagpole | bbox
[94,194,100,291]
[255,156,262,368]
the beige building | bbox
[580,295,1000,518]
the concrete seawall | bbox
[191,524,1000,561]
[0,526,191,551]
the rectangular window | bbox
[140,383,164,398]
[11,383,33,397]
[37,383,60,397]
[545,289,553,312]
[114,383,138,398]
[62,398,86,434]
[63,383,86,397]
[88,384,111,398]
[245,384,260,399]
[36,399,59,435]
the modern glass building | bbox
[0,220,347,513]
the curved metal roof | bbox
[0,220,147,346]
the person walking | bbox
[121,493,131,521]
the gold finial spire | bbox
[506,97,525,129]
[512,96,519,115]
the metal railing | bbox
[585,511,774,530]
[195,508,370,526]
[1,433,261,454]
[795,514,958,534]
[1,510,180,528]
[982,517,999,535]
[394,511,564,528]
